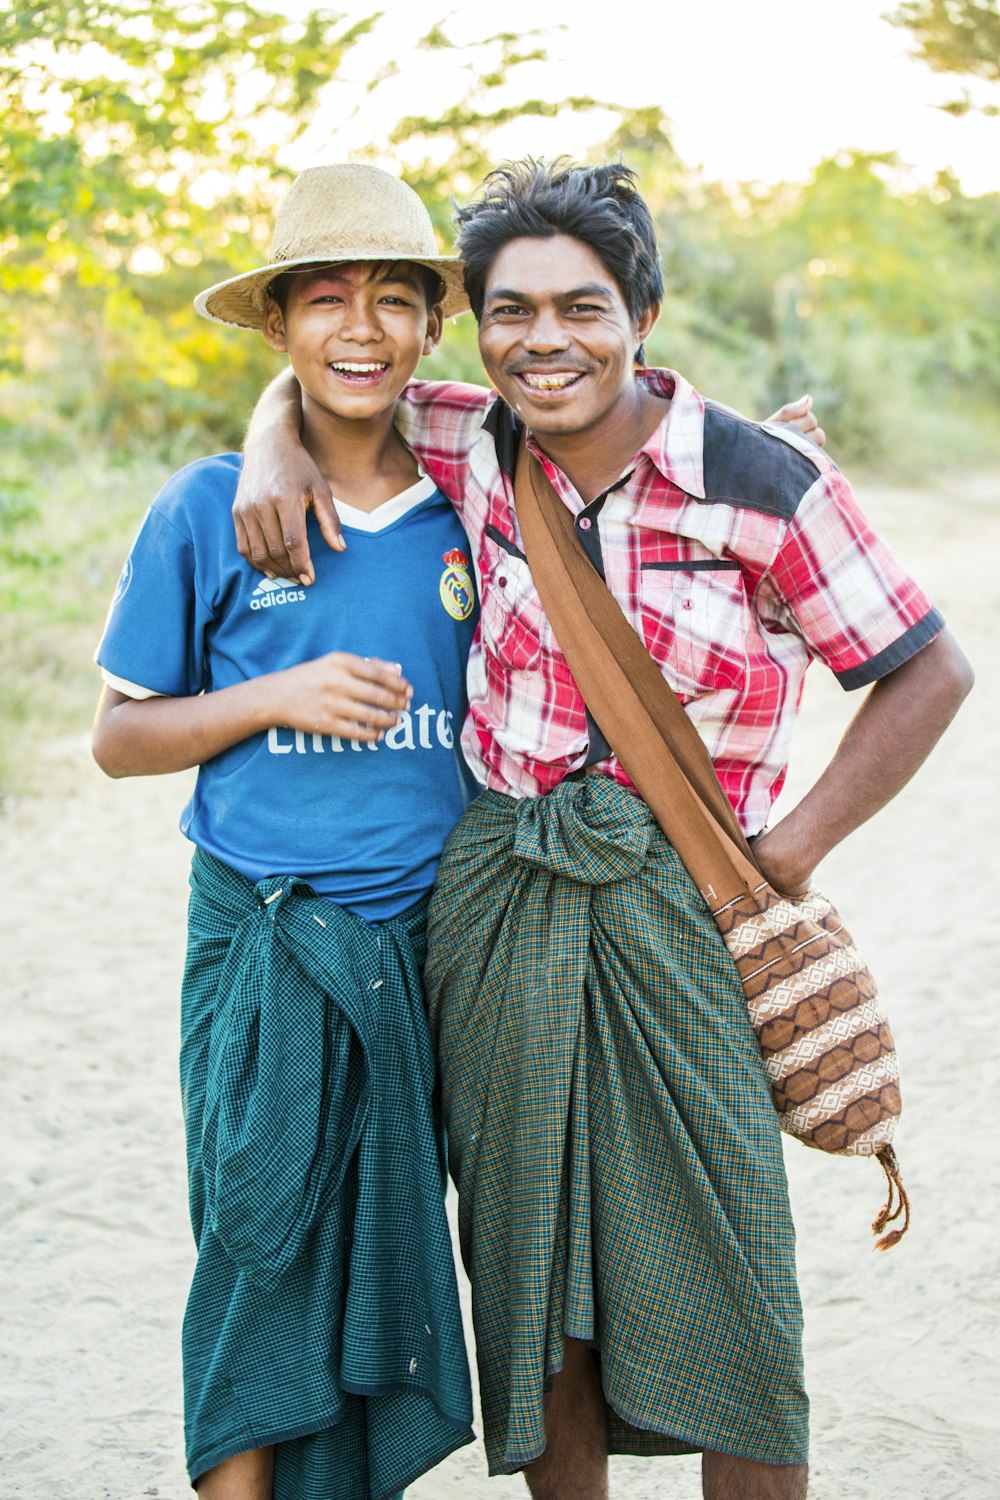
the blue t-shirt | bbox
[97,453,480,920]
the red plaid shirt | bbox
[395,369,942,834]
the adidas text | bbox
[251,586,307,611]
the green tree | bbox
[1,0,387,444]
[388,23,599,229]
[889,0,1000,114]
[604,136,1000,464]
[0,2,609,445]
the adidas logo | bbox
[250,576,307,611]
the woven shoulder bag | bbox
[513,442,909,1250]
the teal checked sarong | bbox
[424,777,808,1475]
[180,850,473,1498]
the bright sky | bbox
[291,0,997,196]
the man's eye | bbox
[568,303,601,314]
[492,304,527,317]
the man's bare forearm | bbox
[753,629,974,895]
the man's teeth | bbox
[330,361,388,373]
[522,372,580,390]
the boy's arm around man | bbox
[232,366,826,586]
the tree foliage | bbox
[0,2,383,276]
[1,2,998,471]
[1,0,388,440]
[0,2,608,445]
[606,117,1000,462]
[386,24,599,233]
[889,0,1000,113]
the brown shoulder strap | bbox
[512,440,761,905]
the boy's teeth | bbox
[523,372,578,390]
[331,361,387,372]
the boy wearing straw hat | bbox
[92,164,478,1500]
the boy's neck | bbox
[301,398,421,513]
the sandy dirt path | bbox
[2,479,998,1499]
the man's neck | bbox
[530,380,669,503]
[301,399,420,513]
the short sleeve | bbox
[763,468,944,690]
[96,503,210,698]
[395,380,491,517]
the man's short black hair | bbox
[454,159,664,363]
[266,260,444,315]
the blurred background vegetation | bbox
[2,0,999,789]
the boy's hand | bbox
[270,653,412,741]
[765,393,826,449]
[234,429,344,586]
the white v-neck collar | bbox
[334,473,436,533]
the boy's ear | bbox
[261,297,288,353]
[422,303,444,357]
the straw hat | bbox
[194,163,468,327]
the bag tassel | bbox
[872,1144,911,1252]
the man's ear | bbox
[635,300,661,348]
[422,303,444,357]
[261,298,288,353]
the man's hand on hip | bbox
[752,629,973,894]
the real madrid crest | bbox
[439,547,475,621]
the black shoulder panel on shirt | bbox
[484,399,524,480]
[701,402,822,520]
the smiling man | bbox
[236,160,972,1500]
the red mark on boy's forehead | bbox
[293,262,419,295]
[291,265,361,296]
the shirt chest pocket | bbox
[479,538,544,673]
[640,562,750,697]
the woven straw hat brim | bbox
[195,253,469,328]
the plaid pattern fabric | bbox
[423,778,809,1474]
[396,372,942,833]
[180,850,473,1497]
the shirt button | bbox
[409,1357,418,1374]
[497,575,507,588]
[578,517,592,531]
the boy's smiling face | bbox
[262,261,443,424]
